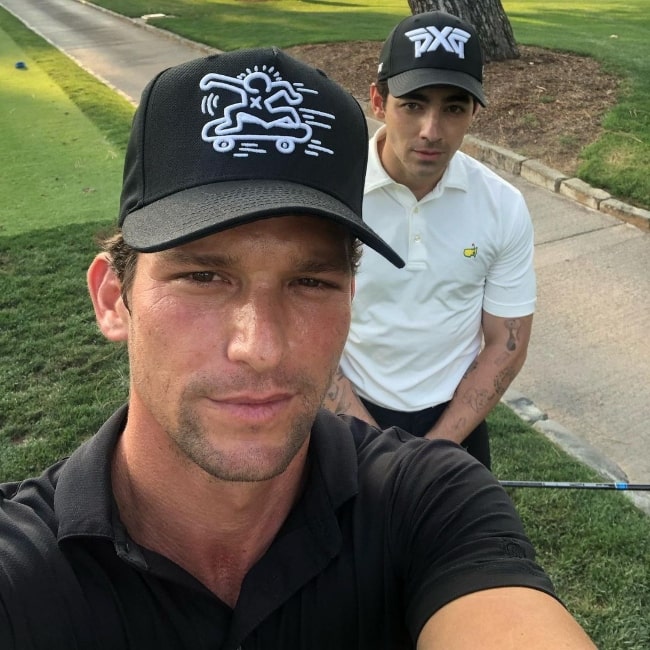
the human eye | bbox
[292,271,348,293]
[446,104,464,115]
[294,277,330,289]
[445,98,472,115]
[187,271,217,284]
[401,101,421,112]
[172,270,234,295]
[177,270,231,288]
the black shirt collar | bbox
[55,405,360,545]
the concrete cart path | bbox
[0,0,216,104]
[2,0,649,513]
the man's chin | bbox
[197,438,309,483]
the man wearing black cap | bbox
[326,11,536,469]
[0,48,593,649]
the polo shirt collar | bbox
[55,404,127,542]
[54,405,359,547]
[365,125,470,197]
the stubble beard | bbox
[170,374,328,483]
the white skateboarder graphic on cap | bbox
[200,67,329,155]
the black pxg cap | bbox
[119,47,404,268]
[377,11,486,106]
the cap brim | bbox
[121,180,405,268]
[387,68,486,106]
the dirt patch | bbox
[285,42,621,176]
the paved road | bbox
[0,0,216,103]
[2,0,649,512]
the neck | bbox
[111,424,308,607]
[376,131,445,201]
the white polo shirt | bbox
[341,126,536,411]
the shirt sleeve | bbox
[482,191,537,317]
[387,439,557,641]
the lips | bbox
[414,148,444,158]
[204,392,295,424]
[222,392,294,405]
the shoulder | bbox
[0,460,69,577]
[356,427,502,505]
[0,461,63,538]
[336,416,506,514]
[0,463,86,646]
[453,150,525,199]
[338,421,555,618]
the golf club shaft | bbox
[499,480,650,491]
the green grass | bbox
[503,0,650,208]
[0,222,130,478]
[85,0,406,49]
[490,405,649,649]
[0,8,132,473]
[1,5,649,649]
[0,10,133,235]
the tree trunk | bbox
[406,0,519,61]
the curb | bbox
[503,389,650,516]
[461,134,650,232]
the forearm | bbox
[417,587,597,649]
[425,315,532,445]
[322,367,379,426]
[424,347,525,444]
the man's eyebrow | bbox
[156,249,235,267]
[444,91,472,104]
[399,90,473,103]
[444,92,473,103]
[293,259,351,274]
[155,249,350,273]
[398,90,428,102]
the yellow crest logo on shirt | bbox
[463,244,478,258]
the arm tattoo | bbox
[505,318,521,351]
[324,368,352,414]
[494,366,517,396]
[462,388,492,413]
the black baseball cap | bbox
[377,11,486,106]
[119,47,404,268]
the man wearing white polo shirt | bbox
[324,11,536,469]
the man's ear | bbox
[87,253,129,341]
[369,83,386,120]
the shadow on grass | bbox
[0,222,128,482]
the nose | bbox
[227,289,287,372]
[419,109,441,142]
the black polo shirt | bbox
[0,406,555,649]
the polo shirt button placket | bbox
[408,204,427,266]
